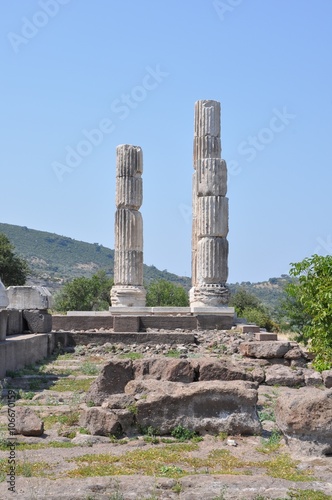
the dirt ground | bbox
[0,330,331,500]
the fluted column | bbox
[190,100,230,307]
[110,144,146,307]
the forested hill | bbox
[0,222,292,309]
[0,222,190,292]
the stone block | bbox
[113,315,140,333]
[0,279,9,308]
[7,286,52,310]
[197,158,227,196]
[238,324,260,334]
[0,310,8,342]
[197,237,228,283]
[197,314,233,330]
[51,314,114,331]
[239,341,291,359]
[255,332,278,341]
[196,196,228,238]
[23,310,52,333]
[322,370,332,388]
[13,407,44,436]
[139,315,197,331]
[7,309,23,335]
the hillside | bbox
[0,223,191,293]
[0,222,291,309]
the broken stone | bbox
[13,407,44,436]
[126,379,261,436]
[275,387,332,456]
[265,365,304,387]
[239,341,291,359]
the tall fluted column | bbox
[190,100,229,307]
[110,144,146,307]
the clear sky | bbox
[1,0,331,283]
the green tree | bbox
[229,288,261,316]
[54,270,113,312]
[146,279,189,307]
[285,254,332,371]
[230,288,279,331]
[0,233,29,286]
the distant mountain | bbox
[0,222,291,310]
[0,223,191,293]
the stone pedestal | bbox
[111,144,146,307]
[190,100,230,307]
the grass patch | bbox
[261,454,314,481]
[80,362,100,375]
[42,411,79,430]
[171,425,201,442]
[0,458,52,478]
[256,430,282,453]
[288,490,332,500]
[48,378,94,392]
[258,408,276,422]
[165,349,181,358]
[118,352,143,360]
[66,442,250,479]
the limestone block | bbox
[116,144,143,177]
[197,158,227,196]
[7,309,23,335]
[114,251,144,285]
[0,279,9,308]
[196,196,229,238]
[116,176,142,209]
[23,310,52,333]
[7,286,52,310]
[196,237,228,283]
[115,210,143,251]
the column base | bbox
[110,286,146,307]
[189,284,229,307]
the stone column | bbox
[110,145,146,307]
[190,100,229,307]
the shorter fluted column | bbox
[110,144,146,307]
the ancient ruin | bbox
[110,144,146,307]
[190,100,230,307]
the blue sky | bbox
[1,0,331,283]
